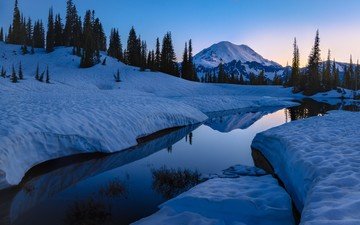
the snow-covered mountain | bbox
[194,41,284,81]
[194,41,281,68]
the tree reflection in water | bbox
[99,177,127,199]
[151,166,202,199]
[64,198,112,225]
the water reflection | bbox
[0,99,358,225]
[285,99,359,121]
[65,198,112,225]
[151,166,202,199]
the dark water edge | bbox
[0,99,358,225]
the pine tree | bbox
[18,62,23,80]
[46,66,50,83]
[108,28,123,61]
[33,20,45,48]
[64,0,79,47]
[93,18,106,51]
[1,66,6,78]
[355,60,360,93]
[0,27,3,42]
[291,38,300,91]
[258,70,266,85]
[46,7,55,52]
[346,55,354,89]
[39,70,45,82]
[35,63,40,80]
[10,64,18,83]
[181,42,189,79]
[155,37,161,71]
[140,41,147,71]
[218,63,226,83]
[114,69,120,82]
[160,32,178,76]
[239,73,244,84]
[54,14,64,47]
[332,59,339,89]
[25,17,32,46]
[306,30,321,95]
[9,0,22,44]
[323,49,331,90]
[125,27,142,67]
[188,39,198,81]
[80,10,97,68]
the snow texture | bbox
[0,43,296,189]
[252,111,360,225]
[133,175,295,225]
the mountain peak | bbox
[194,41,280,68]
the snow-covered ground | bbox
[0,43,297,189]
[133,172,295,225]
[252,111,360,225]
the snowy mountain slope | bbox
[0,42,297,189]
[193,41,284,80]
[194,41,280,68]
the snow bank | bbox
[133,175,295,225]
[252,111,360,224]
[0,43,300,190]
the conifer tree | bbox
[181,42,189,79]
[218,63,227,83]
[140,41,147,71]
[18,62,23,80]
[126,27,141,66]
[9,0,22,44]
[291,38,300,91]
[306,30,321,95]
[108,28,123,61]
[114,69,120,82]
[93,18,106,51]
[10,64,18,83]
[160,32,178,76]
[46,66,50,83]
[46,7,55,52]
[54,14,64,47]
[355,60,360,92]
[39,70,45,82]
[239,73,244,84]
[80,10,97,68]
[0,27,3,42]
[25,17,32,46]
[332,59,339,89]
[64,0,79,47]
[346,55,354,89]
[33,20,45,48]
[258,70,266,85]
[1,66,6,78]
[155,37,161,71]
[323,49,331,90]
[188,39,198,81]
[35,63,40,80]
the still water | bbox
[0,99,358,225]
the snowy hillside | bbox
[194,41,280,68]
[0,42,297,189]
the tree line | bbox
[286,30,360,96]
[1,0,199,80]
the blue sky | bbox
[1,0,360,66]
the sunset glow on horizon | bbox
[1,0,360,66]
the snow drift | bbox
[252,111,360,225]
